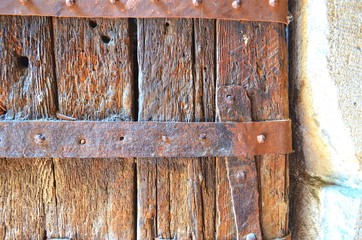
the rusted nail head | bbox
[243,233,257,240]
[199,133,207,141]
[34,134,46,144]
[237,171,246,180]
[192,0,202,7]
[257,134,266,143]
[110,0,117,3]
[66,0,75,7]
[161,135,168,142]
[269,0,279,7]
[79,139,86,145]
[19,0,29,3]
[226,94,235,104]
[232,0,241,9]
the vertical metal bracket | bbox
[217,85,262,239]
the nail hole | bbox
[89,20,97,29]
[17,56,29,69]
[101,35,111,44]
[120,136,124,141]
[165,22,170,27]
[79,139,86,145]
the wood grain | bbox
[0,16,57,239]
[52,17,136,239]
[216,22,262,239]
[54,18,134,121]
[137,18,216,239]
[0,16,57,120]
[0,17,289,240]
[216,21,289,239]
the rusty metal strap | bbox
[0,120,292,158]
[0,0,288,24]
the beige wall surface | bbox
[289,0,362,239]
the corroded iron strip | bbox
[217,85,262,238]
[0,0,288,24]
[0,120,292,158]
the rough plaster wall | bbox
[292,0,361,187]
[327,0,362,164]
[289,0,362,239]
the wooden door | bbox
[0,16,288,239]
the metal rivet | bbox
[244,233,257,240]
[226,94,235,104]
[79,139,86,145]
[66,0,75,7]
[269,0,278,7]
[232,0,241,9]
[34,134,45,144]
[237,171,246,180]
[199,133,207,141]
[192,0,202,7]
[257,134,266,143]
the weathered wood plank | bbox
[137,18,216,239]
[216,22,262,239]
[52,17,136,239]
[0,16,57,239]
[54,18,134,121]
[192,19,216,240]
[0,16,57,120]
[216,21,289,239]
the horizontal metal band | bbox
[0,0,288,24]
[0,120,292,158]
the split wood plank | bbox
[137,18,216,240]
[0,16,57,239]
[216,21,289,239]
[52,17,136,239]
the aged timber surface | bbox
[0,16,57,239]
[0,16,289,240]
[51,17,136,239]
[217,21,289,239]
[137,18,216,239]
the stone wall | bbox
[289,0,362,239]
